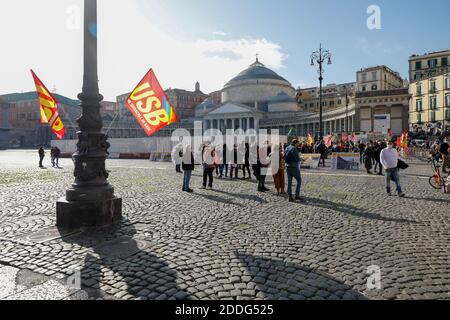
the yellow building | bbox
[409,50,450,133]
[297,83,355,112]
[357,66,404,93]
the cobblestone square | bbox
[0,150,449,300]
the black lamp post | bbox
[340,85,350,135]
[57,0,122,230]
[311,44,332,140]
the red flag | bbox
[351,133,357,143]
[30,70,65,140]
[325,135,334,148]
[126,69,178,136]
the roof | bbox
[269,92,296,103]
[226,59,289,84]
[197,98,216,109]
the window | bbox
[431,111,436,122]
[416,84,422,95]
[330,101,335,107]
[430,96,437,109]
[430,80,437,92]
[446,108,450,120]
[446,94,450,107]
[371,84,378,91]
[372,72,377,81]
[417,113,422,123]
[415,61,422,70]
[416,99,423,112]
[445,76,450,89]
[361,73,367,82]
[442,57,448,66]
[362,86,366,92]
[428,59,438,68]
[338,99,342,105]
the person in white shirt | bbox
[380,140,405,197]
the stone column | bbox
[57,0,122,230]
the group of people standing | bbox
[37,146,61,168]
[174,139,305,203]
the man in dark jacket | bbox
[54,147,61,168]
[182,145,195,192]
[38,146,45,168]
[316,140,327,167]
[284,139,304,203]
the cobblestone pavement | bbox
[0,150,449,300]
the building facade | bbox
[165,82,209,119]
[297,82,356,113]
[408,50,450,134]
[357,65,404,93]
[354,89,410,134]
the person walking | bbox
[219,143,229,178]
[358,141,366,164]
[271,144,286,195]
[50,147,56,167]
[257,142,270,192]
[242,142,252,179]
[380,141,405,197]
[316,140,327,167]
[182,145,194,193]
[54,147,61,168]
[38,146,45,168]
[284,139,304,203]
[230,144,239,180]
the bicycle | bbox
[428,158,448,192]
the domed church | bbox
[200,58,303,133]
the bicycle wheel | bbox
[429,176,443,190]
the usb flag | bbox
[126,69,178,136]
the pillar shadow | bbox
[236,253,367,300]
[211,189,268,204]
[62,221,191,300]
[306,197,418,224]
[194,192,244,207]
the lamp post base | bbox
[56,196,122,230]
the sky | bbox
[1,0,450,101]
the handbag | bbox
[397,159,409,170]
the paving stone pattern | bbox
[0,152,449,300]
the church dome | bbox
[198,98,216,110]
[195,98,216,117]
[226,59,288,84]
[269,91,296,103]
[222,58,295,105]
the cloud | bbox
[212,31,227,36]
[0,0,287,101]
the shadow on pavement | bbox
[236,253,367,300]
[306,197,418,224]
[212,189,268,204]
[62,221,190,300]
[194,192,244,207]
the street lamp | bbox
[310,44,332,141]
[57,0,122,230]
[340,85,350,136]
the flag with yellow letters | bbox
[126,69,178,136]
[30,70,65,140]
